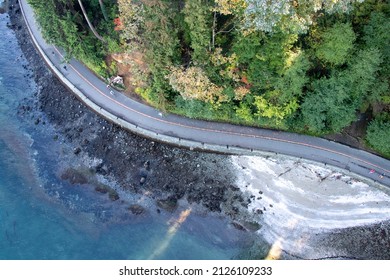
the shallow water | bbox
[0,13,251,260]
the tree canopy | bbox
[29,0,390,156]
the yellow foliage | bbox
[284,49,301,70]
[210,48,237,65]
[214,0,247,15]
[167,66,228,104]
[117,0,144,51]
[211,48,240,82]
[234,86,250,100]
[255,95,299,120]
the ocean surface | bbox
[0,10,252,260]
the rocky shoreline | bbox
[8,0,256,230]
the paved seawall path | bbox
[19,0,390,187]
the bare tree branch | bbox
[77,0,106,42]
[99,0,109,21]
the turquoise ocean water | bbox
[0,11,251,260]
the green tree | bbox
[183,0,212,62]
[235,101,255,122]
[347,48,382,101]
[141,1,181,107]
[28,0,118,75]
[233,31,298,92]
[363,12,390,77]
[361,12,390,106]
[252,51,310,121]
[301,74,357,133]
[315,22,356,66]
[274,51,311,102]
[366,115,390,156]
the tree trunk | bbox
[210,11,216,51]
[77,0,106,42]
[99,0,109,21]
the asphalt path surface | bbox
[19,0,390,187]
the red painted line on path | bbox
[52,46,389,175]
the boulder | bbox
[128,204,145,215]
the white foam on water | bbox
[231,155,390,255]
